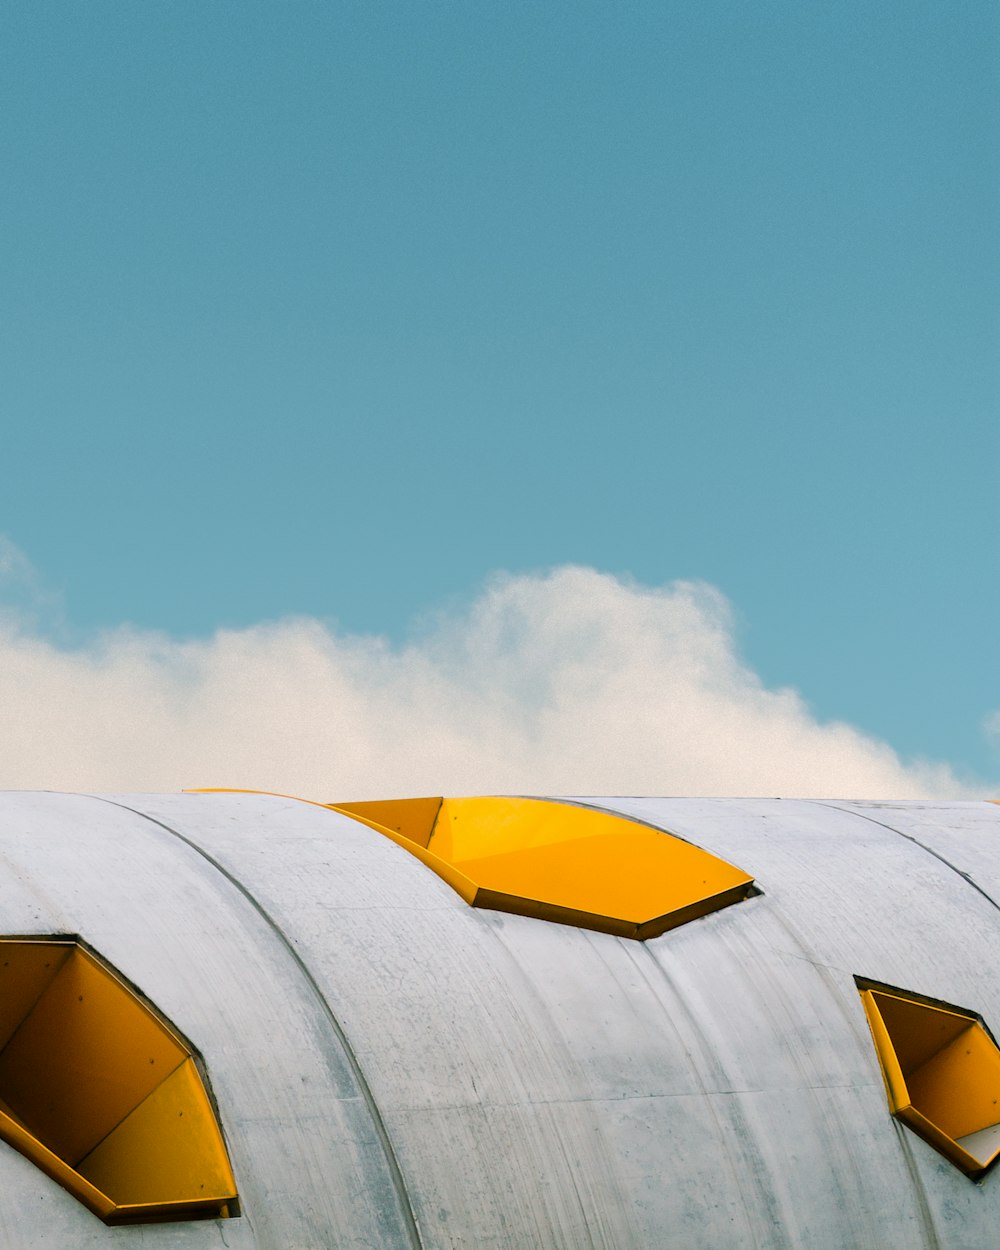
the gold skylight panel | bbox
[330,795,755,939]
[858,977,1000,1178]
[0,937,238,1223]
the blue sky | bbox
[1,2,997,788]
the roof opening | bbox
[330,795,755,939]
[0,936,239,1223]
[857,977,1000,1178]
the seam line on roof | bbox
[628,942,782,1250]
[86,795,424,1250]
[809,801,1000,916]
[440,917,609,1250]
[895,1127,945,1250]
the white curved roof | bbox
[0,790,997,1248]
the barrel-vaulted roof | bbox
[0,790,996,1248]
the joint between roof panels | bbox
[89,795,425,1250]
[814,801,1000,917]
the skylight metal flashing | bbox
[330,795,755,939]
[857,976,1000,1178]
[0,936,239,1223]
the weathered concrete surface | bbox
[0,790,996,1249]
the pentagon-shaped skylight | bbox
[329,795,755,939]
[0,937,238,1223]
[858,977,1000,1178]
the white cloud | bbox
[0,535,64,634]
[985,710,1000,766]
[0,557,985,799]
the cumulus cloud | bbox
[0,535,64,634]
[0,557,984,799]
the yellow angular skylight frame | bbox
[329,795,755,939]
[857,976,1000,1178]
[0,936,239,1223]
